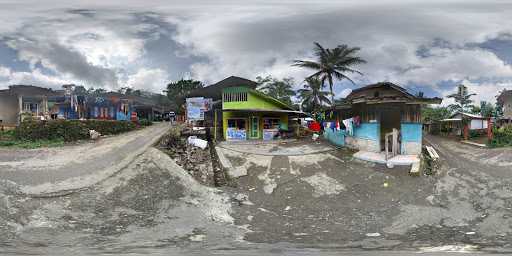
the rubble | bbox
[158,127,227,187]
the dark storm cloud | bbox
[7,38,119,87]
[0,0,511,101]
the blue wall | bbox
[353,123,380,141]
[323,129,345,146]
[401,123,422,142]
[116,111,131,121]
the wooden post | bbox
[463,124,469,140]
[214,109,218,142]
[487,118,493,141]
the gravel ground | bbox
[0,136,511,255]
[223,138,512,251]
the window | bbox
[228,119,246,129]
[23,103,38,113]
[263,118,280,129]
[223,92,248,102]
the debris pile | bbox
[159,129,215,186]
[421,145,440,175]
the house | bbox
[222,86,304,140]
[130,95,164,121]
[440,112,491,139]
[184,76,304,141]
[328,82,441,163]
[0,85,62,127]
[47,85,87,120]
[497,89,512,126]
[86,92,135,121]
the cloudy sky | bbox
[1,0,512,105]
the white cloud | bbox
[126,68,169,93]
[0,67,70,90]
[1,0,512,100]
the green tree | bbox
[293,42,365,107]
[256,75,296,106]
[164,79,204,113]
[447,84,476,113]
[297,77,331,113]
[422,106,451,123]
[479,101,495,118]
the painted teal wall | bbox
[400,123,422,142]
[353,123,380,141]
[323,129,345,146]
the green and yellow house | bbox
[221,86,302,141]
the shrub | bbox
[138,119,153,127]
[489,126,512,147]
[15,120,89,142]
[82,120,136,136]
[14,119,138,142]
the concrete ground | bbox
[0,122,170,195]
[1,134,511,255]
[219,138,512,251]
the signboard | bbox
[227,128,246,140]
[186,97,211,121]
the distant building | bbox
[497,89,512,126]
[440,112,490,137]
[0,85,61,127]
[86,92,135,121]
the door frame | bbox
[249,116,260,139]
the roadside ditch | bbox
[157,126,228,187]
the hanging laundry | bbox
[353,116,361,126]
[330,121,336,131]
[342,118,354,136]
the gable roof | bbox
[186,76,258,100]
[450,112,488,119]
[250,88,294,110]
[497,89,512,104]
[345,82,442,104]
[6,85,62,96]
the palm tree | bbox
[447,84,476,113]
[298,77,331,113]
[293,42,366,106]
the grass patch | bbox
[0,138,65,149]
[1,130,65,148]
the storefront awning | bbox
[223,108,307,116]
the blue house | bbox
[325,82,441,160]
[86,93,134,121]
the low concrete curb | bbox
[216,144,335,157]
[215,146,247,178]
[461,140,488,148]
[22,124,171,198]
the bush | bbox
[489,126,512,147]
[82,120,137,136]
[16,120,89,142]
[138,119,153,127]
[14,119,138,142]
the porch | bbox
[353,150,420,167]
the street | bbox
[0,133,511,255]
[0,122,170,195]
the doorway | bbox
[250,116,259,139]
[380,107,401,151]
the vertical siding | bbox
[400,123,422,142]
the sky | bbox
[1,0,512,106]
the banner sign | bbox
[186,97,211,121]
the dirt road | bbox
[0,123,170,195]
[221,138,512,251]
